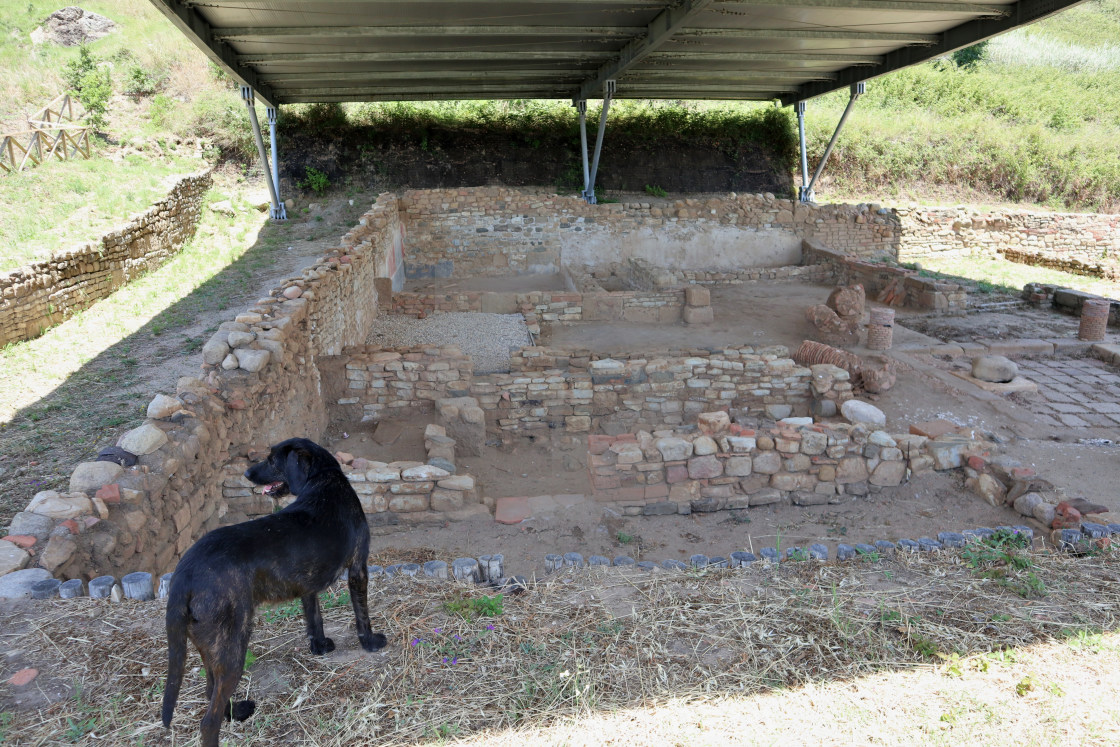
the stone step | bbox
[967,299,1029,314]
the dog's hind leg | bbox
[347,557,387,652]
[301,593,335,655]
[196,616,256,746]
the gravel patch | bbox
[365,312,532,374]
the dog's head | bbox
[244,438,328,498]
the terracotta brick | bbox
[1,535,36,550]
[495,496,530,524]
[95,483,121,504]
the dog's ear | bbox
[283,446,313,493]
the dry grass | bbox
[1,549,1118,745]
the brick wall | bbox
[0,170,212,346]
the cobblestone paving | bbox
[1014,357,1120,433]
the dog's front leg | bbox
[347,560,388,652]
[301,593,335,654]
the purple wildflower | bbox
[410,638,421,647]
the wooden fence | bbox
[0,94,90,174]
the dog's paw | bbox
[230,700,256,722]
[360,632,388,652]
[309,637,335,655]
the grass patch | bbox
[914,254,1120,300]
[0,153,202,271]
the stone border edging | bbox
[7,519,1116,602]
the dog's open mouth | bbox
[261,481,289,497]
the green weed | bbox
[443,594,503,620]
[297,166,331,196]
[616,531,634,545]
[644,184,667,198]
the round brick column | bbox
[1078,299,1110,341]
[867,307,895,350]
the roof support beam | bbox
[216,25,940,45]
[576,0,716,100]
[239,51,616,64]
[676,29,939,44]
[146,0,278,107]
[214,25,647,41]
[785,0,1088,103]
[727,0,1006,13]
[243,50,878,66]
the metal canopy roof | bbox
[150,0,1086,109]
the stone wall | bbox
[220,424,483,529]
[587,414,979,515]
[0,193,404,582]
[896,206,1120,276]
[326,344,838,436]
[398,188,901,279]
[803,239,967,313]
[0,170,212,346]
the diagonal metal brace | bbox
[583,80,615,204]
[240,86,285,220]
[799,82,865,203]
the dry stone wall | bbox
[398,187,901,279]
[0,170,211,346]
[586,414,983,516]
[326,344,838,435]
[897,206,1120,277]
[0,192,403,582]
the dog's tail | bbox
[161,578,190,728]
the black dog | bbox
[162,437,386,747]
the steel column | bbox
[803,82,865,203]
[796,101,811,203]
[241,86,282,220]
[574,99,590,197]
[265,106,286,220]
[584,81,615,204]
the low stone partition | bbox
[326,346,474,424]
[0,170,212,346]
[1024,283,1120,327]
[0,193,403,582]
[326,343,828,435]
[587,412,982,514]
[218,423,483,528]
[803,239,967,313]
[390,287,686,328]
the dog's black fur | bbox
[162,438,386,747]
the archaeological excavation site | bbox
[4,185,1119,594]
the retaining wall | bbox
[897,206,1120,275]
[0,170,212,346]
[399,188,901,278]
[0,192,402,582]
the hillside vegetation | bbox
[0,0,1118,240]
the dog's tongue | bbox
[263,482,283,495]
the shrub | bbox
[124,65,165,98]
[952,41,989,69]
[297,166,330,195]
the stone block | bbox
[682,305,714,325]
[685,286,710,306]
[687,455,722,479]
